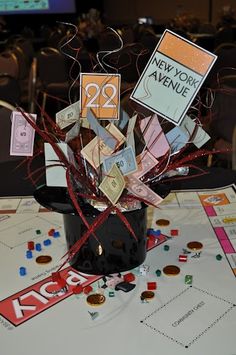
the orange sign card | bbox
[80,73,120,120]
[131,30,217,126]
[158,31,216,76]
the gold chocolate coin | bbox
[156,219,170,226]
[141,291,155,300]
[87,294,106,306]
[163,265,180,276]
[187,241,203,251]
[36,255,52,264]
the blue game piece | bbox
[53,231,60,238]
[35,243,42,251]
[19,267,26,276]
[43,239,52,246]
[26,250,33,259]
[147,228,154,236]
[152,229,161,236]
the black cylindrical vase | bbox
[34,186,147,275]
[63,206,147,275]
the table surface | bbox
[1,184,236,355]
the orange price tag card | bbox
[80,73,121,120]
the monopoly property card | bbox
[130,30,217,126]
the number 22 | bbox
[85,83,117,109]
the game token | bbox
[26,250,33,259]
[179,254,187,262]
[35,243,42,252]
[187,241,203,251]
[86,294,106,306]
[88,311,99,320]
[155,269,162,277]
[156,219,170,226]
[36,255,52,264]
[19,266,27,276]
[163,265,180,276]
[27,241,34,250]
[185,275,193,285]
[147,282,157,290]
[141,291,155,300]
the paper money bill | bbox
[132,150,159,178]
[56,100,80,129]
[126,114,137,153]
[180,115,210,148]
[126,175,163,207]
[10,111,36,156]
[99,164,126,205]
[166,126,187,154]
[81,123,126,169]
[87,109,118,150]
[112,108,129,130]
[140,114,170,158]
[103,146,137,176]
[65,121,80,143]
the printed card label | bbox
[80,73,120,119]
[10,111,36,156]
[131,30,217,126]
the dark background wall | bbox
[103,0,236,25]
[2,0,236,33]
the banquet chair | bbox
[0,74,21,106]
[208,73,236,168]
[0,50,18,78]
[27,57,37,113]
[36,47,79,114]
[214,27,235,48]
[205,44,236,89]
[5,45,29,81]
[5,36,35,108]
[7,35,35,64]
[47,27,65,48]
[214,41,236,53]
[58,34,91,72]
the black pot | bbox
[34,186,147,275]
